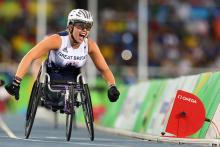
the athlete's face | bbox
[72,22,92,43]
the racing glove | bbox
[108,85,120,102]
[0,80,4,86]
[5,76,21,100]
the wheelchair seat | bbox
[38,61,83,112]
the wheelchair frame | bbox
[25,62,94,141]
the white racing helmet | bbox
[67,9,93,27]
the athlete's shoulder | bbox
[43,34,61,42]
[40,34,61,49]
[88,38,99,53]
[88,38,97,46]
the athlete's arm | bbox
[88,39,115,86]
[15,34,61,79]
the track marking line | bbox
[0,117,17,138]
[14,137,130,147]
[45,136,143,142]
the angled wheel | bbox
[81,84,94,141]
[25,81,42,139]
[66,85,75,141]
[66,112,74,141]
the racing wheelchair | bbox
[25,61,94,141]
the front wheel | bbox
[66,85,75,141]
[81,84,94,141]
[25,82,41,139]
[66,112,74,141]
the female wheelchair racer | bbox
[4,9,120,140]
[25,60,95,141]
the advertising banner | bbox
[114,82,149,130]
[133,80,167,132]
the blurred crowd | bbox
[1,0,220,80]
[99,0,220,78]
[148,0,220,76]
[0,0,72,63]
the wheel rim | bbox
[83,101,93,138]
[66,112,74,141]
[81,84,94,141]
[25,83,41,138]
[66,85,75,141]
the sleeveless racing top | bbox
[47,31,88,68]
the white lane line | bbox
[14,137,130,147]
[45,136,142,142]
[0,117,17,138]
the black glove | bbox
[0,80,4,86]
[108,85,120,102]
[5,77,21,100]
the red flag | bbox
[165,90,205,138]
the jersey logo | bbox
[84,46,86,54]
[62,47,68,53]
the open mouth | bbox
[79,33,86,38]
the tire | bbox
[25,82,42,139]
[66,112,74,141]
[26,81,37,121]
[81,84,94,141]
[66,85,75,141]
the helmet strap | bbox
[68,25,79,45]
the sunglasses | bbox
[74,22,92,31]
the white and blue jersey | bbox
[47,31,88,68]
[46,31,88,81]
